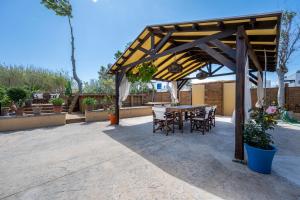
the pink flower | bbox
[266,106,277,114]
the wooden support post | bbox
[234,26,247,161]
[115,72,120,125]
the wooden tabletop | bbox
[166,105,207,112]
[145,102,171,105]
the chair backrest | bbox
[212,105,217,116]
[152,107,166,120]
[205,107,212,119]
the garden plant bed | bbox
[0,113,66,132]
[85,106,152,122]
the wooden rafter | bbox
[120,30,236,71]
[197,43,236,71]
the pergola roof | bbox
[109,12,281,81]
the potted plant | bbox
[244,106,278,174]
[7,87,28,116]
[0,95,11,116]
[108,105,117,125]
[49,98,64,113]
[82,97,97,112]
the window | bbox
[157,83,162,90]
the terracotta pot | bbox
[16,107,24,116]
[53,106,62,114]
[109,114,117,125]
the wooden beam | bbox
[115,72,120,125]
[249,71,258,81]
[151,19,278,34]
[116,32,152,71]
[154,31,173,53]
[211,65,224,74]
[150,32,155,51]
[180,71,235,80]
[234,26,247,161]
[209,39,236,59]
[239,29,263,71]
[197,43,236,71]
[249,77,258,85]
[122,30,236,71]
[217,21,225,30]
[137,46,150,54]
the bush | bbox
[65,80,72,97]
[82,97,97,106]
[50,98,64,106]
[0,95,11,107]
[6,87,28,107]
[244,107,278,150]
[0,86,5,100]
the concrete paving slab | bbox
[0,116,299,200]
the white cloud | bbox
[91,0,98,2]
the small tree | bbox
[41,0,83,93]
[277,11,300,107]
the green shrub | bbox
[6,87,28,107]
[244,107,278,150]
[50,98,64,106]
[0,86,5,100]
[65,80,72,97]
[0,95,11,107]
[82,97,97,106]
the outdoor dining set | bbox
[152,105,217,135]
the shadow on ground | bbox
[103,117,300,200]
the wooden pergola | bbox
[108,12,282,161]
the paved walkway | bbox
[0,116,299,200]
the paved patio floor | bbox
[0,116,299,200]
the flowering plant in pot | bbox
[49,98,64,113]
[244,106,278,174]
[7,87,28,116]
[82,97,97,112]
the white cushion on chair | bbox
[152,107,166,120]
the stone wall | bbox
[204,82,224,115]
[85,106,152,122]
[0,113,66,132]
[79,84,300,115]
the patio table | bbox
[166,105,207,132]
[145,102,171,106]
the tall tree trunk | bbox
[150,82,155,102]
[68,17,82,93]
[277,68,285,108]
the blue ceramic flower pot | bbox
[245,143,277,174]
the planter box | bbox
[85,106,152,122]
[0,113,66,132]
[120,106,152,118]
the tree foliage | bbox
[277,11,300,107]
[0,64,69,93]
[41,0,83,93]
[278,11,300,73]
[41,0,72,17]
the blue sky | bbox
[0,0,300,83]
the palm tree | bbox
[41,0,83,93]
